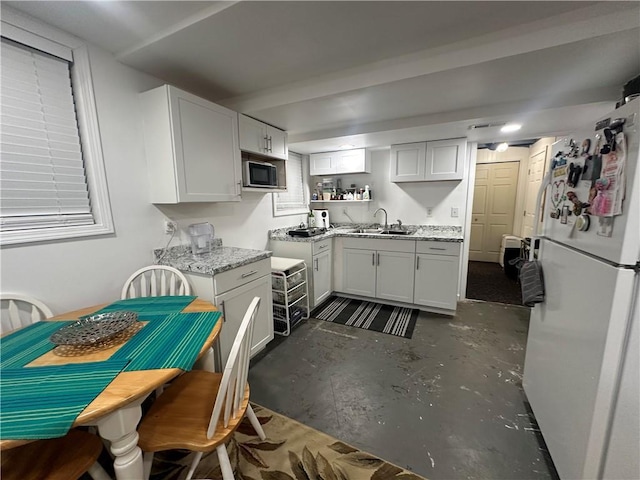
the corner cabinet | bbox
[390,138,466,182]
[309,148,370,176]
[239,115,288,160]
[140,85,242,203]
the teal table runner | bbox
[0,360,128,440]
[87,296,197,318]
[1,321,72,368]
[112,311,221,371]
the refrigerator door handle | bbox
[531,170,552,261]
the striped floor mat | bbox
[313,296,418,339]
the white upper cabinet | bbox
[389,142,426,182]
[390,138,466,182]
[140,85,241,203]
[309,148,370,176]
[238,114,288,160]
[425,138,467,181]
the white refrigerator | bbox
[523,98,639,480]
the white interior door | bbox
[469,161,519,262]
[522,143,549,239]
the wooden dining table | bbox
[0,298,222,480]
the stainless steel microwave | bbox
[244,160,278,188]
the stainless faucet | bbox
[396,219,403,230]
[373,208,388,230]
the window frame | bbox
[0,16,114,246]
[272,151,308,217]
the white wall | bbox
[0,12,307,314]
[311,148,471,227]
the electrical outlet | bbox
[426,207,433,217]
[451,207,459,218]
[164,220,177,234]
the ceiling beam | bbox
[222,3,639,114]
[115,1,239,61]
[288,86,619,144]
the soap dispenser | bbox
[363,185,370,200]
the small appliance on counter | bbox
[312,209,330,229]
[188,222,214,255]
[287,227,326,237]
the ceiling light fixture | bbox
[496,142,509,152]
[501,123,522,133]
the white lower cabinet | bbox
[343,248,414,303]
[413,241,461,311]
[312,249,332,306]
[376,251,415,303]
[343,249,376,297]
[184,258,273,365]
[216,275,273,361]
[342,238,415,304]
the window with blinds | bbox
[272,152,308,216]
[0,38,93,233]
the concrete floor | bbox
[249,300,559,480]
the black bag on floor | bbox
[510,258,545,306]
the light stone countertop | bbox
[269,224,463,243]
[154,241,272,276]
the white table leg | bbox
[194,346,216,372]
[95,398,145,480]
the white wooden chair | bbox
[1,429,110,480]
[121,265,191,299]
[0,294,54,335]
[138,297,266,480]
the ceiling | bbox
[6,1,640,154]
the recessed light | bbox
[496,142,509,152]
[501,123,522,133]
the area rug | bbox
[466,261,523,306]
[313,296,418,339]
[151,403,426,480]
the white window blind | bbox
[273,151,307,216]
[0,38,93,232]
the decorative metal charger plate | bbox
[50,311,138,346]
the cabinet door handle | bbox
[377,253,380,266]
[241,270,258,278]
[264,135,269,152]
[219,301,226,322]
[268,136,273,153]
[318,244,328,250]
[372,253,375,266]
[416,256,420,270]
[429,247,446,251]
[314,258,319,271]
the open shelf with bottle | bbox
[271,257,310,336]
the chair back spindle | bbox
[208,297,260,438]
[0,294,53,334]
[121,266,190,299]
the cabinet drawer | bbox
[312,239,332,256]
[416,241,460,256]
[214,258,271,295]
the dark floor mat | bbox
[466,261,525,305]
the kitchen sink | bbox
[352,228,383,234]
[380,230,411,235]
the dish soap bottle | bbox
[363,185,370,200]
[308,210,315,228]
